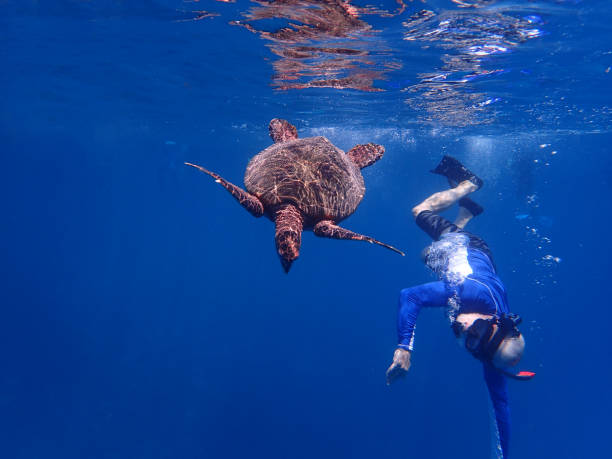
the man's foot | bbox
[431,155,484,190]
[446,177,484,218]
[386,348,412,385]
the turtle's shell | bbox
[244,136,365,223]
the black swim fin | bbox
[458,197,484,217]
[431,155,484,189]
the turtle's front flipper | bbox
[313,220,405,256]
[185,162,264,217]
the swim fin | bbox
[431,155,484,189]
[458,197,484,217]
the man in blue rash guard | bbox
[385,156,533,459]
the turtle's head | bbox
[269,118,298,143]
[278,242,299,273]
[274,204,304,274]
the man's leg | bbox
[453,206,475,229]
[412,180,478,219]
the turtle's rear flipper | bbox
[185,162,264,217]
[269,118,298,143]
[346,143,385,169]
[313,220,404,256]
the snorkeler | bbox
[385,156,535,459]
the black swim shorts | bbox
[415,210,495,265]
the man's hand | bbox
[386,348,412,386]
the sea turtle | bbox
[186,118,404,272]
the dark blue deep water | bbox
[2,1,611,458]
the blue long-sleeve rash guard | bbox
[397,248,509,351]
[397,245,512,458]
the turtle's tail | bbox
[274,204,303,274]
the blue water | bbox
[1,1,611,458]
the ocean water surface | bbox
[1,1,611,458]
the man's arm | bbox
[386,348,412,385]
[386,281,450,385]
[483,363,511,459]
[397,282,450,350]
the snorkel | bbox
[453,313,536,381]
